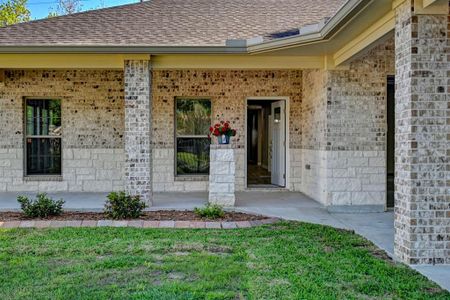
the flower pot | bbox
[218,134,230,144]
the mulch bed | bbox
[0,211,269,222]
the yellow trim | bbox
[323,55,350,71]
[123,54,151,61]
[333,10,395,66]
[423,0,435,7]
[392,0,406,10]
[151,55,324,69]
[0,54,150,69]
[415,0,448,14]
[0,53,324,70]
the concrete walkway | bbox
[235,192,396,254]
[0,192,109,211]
[0,191,448,290]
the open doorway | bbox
[387,76,395,208]
[246,99,286,188]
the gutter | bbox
[0,45,248,54]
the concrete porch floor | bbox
[0,191,448,291]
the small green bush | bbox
[194,203,225,219]
[17,193,64,218]
[104,191,146,219]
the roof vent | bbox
[299,18,329,35]
[225,36,263,47]
[266,28,300,39]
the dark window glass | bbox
[176,138,210,175]
[26,138,61,175]
[175,99,211,176]
[25,99,62,175]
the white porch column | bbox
[209,145,236,206]
[394,0,449,264]
[124,59,152,205]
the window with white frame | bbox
[175,98,211,176]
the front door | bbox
[271,101,286,187]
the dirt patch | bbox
[269,278,290,287]
[370,248,394,263]
[167,272,185,280]
[167,271,198,283]
[206,245,233,254]
[171,243,205,252]
[169,243,233,255]
[425,287,445,295]
[323,246,334,253]
[173,251,191,256]
[97,267,163,287]
[353,242,394,264]
[0,210,269,222]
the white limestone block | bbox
[209,146,236,206]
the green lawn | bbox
[0,221,447,300]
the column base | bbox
[208,194,236,207]
[208,145,236,207]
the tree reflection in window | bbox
[175,99,211,175]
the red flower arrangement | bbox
[209,121,236,137]
[209,116,237,144]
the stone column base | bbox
[208,145,236,207]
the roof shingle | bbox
[0,0,346,47]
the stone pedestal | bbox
[208,144,235,206]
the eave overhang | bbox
[0,45,248,54]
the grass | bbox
[0,221,448,300]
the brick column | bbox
[394,0,449,264]
[124,60,152,205]
[209,145,236,206]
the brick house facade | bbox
[0,0,448,265]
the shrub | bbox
[194,203,225,219]
[17,193,64,218]
[104,191,146,219]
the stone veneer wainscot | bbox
[208,145,236,206]
[301,37,394,210]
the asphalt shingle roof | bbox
[0,0,346,47]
